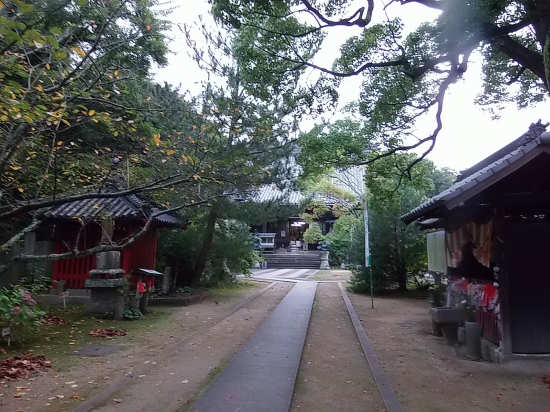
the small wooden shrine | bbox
[402,120,550,360]
[40,177,186,289]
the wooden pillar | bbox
[495,198,512,360]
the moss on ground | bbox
[0,304,169,371]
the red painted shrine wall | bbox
[52,222,157,289]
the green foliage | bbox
[303,223,324,245]
[18,275,52,295]
[428,167,457,197]
[365,153,435,290]
[349,266,392,294]
[156,217,260,287]
[208,220,261,278]
[182,286,194,294]
[123,308,144,320]
[357,153,455,291]
[211,0,550,159]
[0,286,46,338]
[0,0,170,206]
[298,119,374,175]
[325,215,359,266]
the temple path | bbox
[188,281,317,412]
[250,268,318,280]
[73,274,403,412]
[189,279,404,412]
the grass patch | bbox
[0,304,170,371]
[210,278,260,298]
[311,270,353,281]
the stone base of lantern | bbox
[85,278,125,320]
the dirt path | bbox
[348,293,550,412]
[0,281,281,412]
[290,283,385,412]
[87,282,293,412]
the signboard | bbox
[427,230,446,273]
[59,291,69,309]
[2,327,10,337]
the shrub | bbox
[0,287,46,340]
[348,266,393,294]
[18,275,52,295]
[123,308,144,320]
[303,223,324,245]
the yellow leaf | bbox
[61,119,70,126]
[0,115,8,121]
[57,141,63,146]
[113,131,119,137]
[153,134,161,146]
[88,110,96,116]
[71,47,86,57]
[166,149,175,156]
[181,155,188,162]
[46,63,51,70]
[114,70,119,77]
[17,187,23,193]
[9,165,21,171]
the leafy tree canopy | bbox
[209,0,550,164]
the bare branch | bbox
[0,175,194,223]
[301,0,374,28]
[0,219,41,252]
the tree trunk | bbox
[190,206,218,287]
[397,272,408,291]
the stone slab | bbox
[71,344,124,356]
[189,281,317,412]
[86,288,124,316]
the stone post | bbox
[139,291,150,314]
[162,267,172,294]
[320,251,330,270]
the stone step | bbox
[267,264,320,269]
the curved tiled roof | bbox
[401,121,550,224]
[44,177,186,228]
[241,184,357,209]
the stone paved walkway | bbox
[188,281,317,412]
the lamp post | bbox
[363,198,373,309]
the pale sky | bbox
[154,0,549,174]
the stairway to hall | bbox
[262,250,322,269]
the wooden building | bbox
[247,184,353,251]
[402,120,550,360]
[40,178,186,289]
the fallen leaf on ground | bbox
[42,315,66,326]
[89,328,127,338]
[0,354,51,381]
